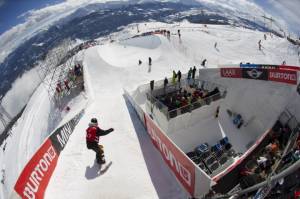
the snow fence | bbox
[10,109,84,199]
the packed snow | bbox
[1,21,299,199]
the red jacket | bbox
[86,125,113,143]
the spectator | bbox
[74,64,82,77]
[266,140,279,156]
[201,59,207,67]
[187,67,192,85]
[64,80,70,91]
[172,70,177,85]
[177,70,182,83]
[192,66,197,79]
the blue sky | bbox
[0,0,64,34]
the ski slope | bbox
[1,21,299,199]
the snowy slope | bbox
[1,21,299,199]
[45,22,299,198]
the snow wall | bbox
[125,66,300,196]
[10,109,84,199]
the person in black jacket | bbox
[177,70,182,83]
[192,66,196,79]
[86,118,114,164]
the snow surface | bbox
[1,21,299,199]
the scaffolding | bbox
[0,96,12,129]
[36,38,81,109]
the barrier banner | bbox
[14,109,84,199]
[279,65,300,71]
[242,68,268,80]
[268,69,297,85]
[240,64,278,69]
[144,114,196,196]
[14,139,58,199]
[49,110,84,155]
[220,68,242,78]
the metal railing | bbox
[146,79,227,120]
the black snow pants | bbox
[86,141,104,162]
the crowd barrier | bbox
[220,67,298,85]
[124,91,212,198]
[12,109,84,199]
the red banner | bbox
[268,69,298,85]
[220,68,242,78]
[144,114,195,196]
[279,65,300,71]
[14,139,58,199]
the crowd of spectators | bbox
[55,63,83,99]
[238,120,300,197]
[158,84,220,117]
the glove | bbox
[109,128,114,132]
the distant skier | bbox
[264,34,267,40]
[258,40,262,50]
[86,118,114,164]
[148,57,152,66]
[214,42,217,49]
[178,29,181,38]
[201,59,207,67]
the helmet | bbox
[91,118,98,125]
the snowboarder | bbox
[148,57,152,66]
[201,59,207,67]
[258,40,262,50]
[86,118,114,164]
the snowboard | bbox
[99,161,112,175]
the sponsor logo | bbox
[242,68,268,80]
[56,123,72,149]
[220,68,241,78]
[22,146,57,199]
[268,69,297,85]
[148,125,192,186]
[247,69,263,79]
[144,115,195,195]
[269,71,296,81]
